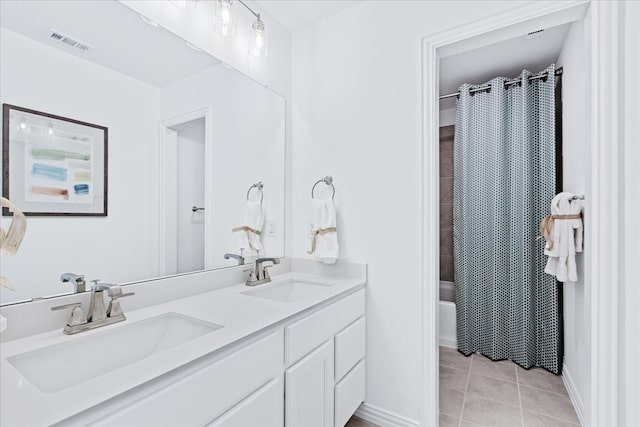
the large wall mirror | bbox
[0,0,285,305]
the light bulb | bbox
[221,6,231,23]
[214,0,236,37]
[169,0,199,10]
[248,17,267,57]
[47,123,54,136]
[19,119,26,131]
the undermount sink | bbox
[7,312,222,393]
[241,280,332,303]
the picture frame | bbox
[2,104,108,216]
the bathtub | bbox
[439,280,457,348]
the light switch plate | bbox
[307,221,315,239]
[266,220,277,238]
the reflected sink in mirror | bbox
[241,281,333,303]
[7,313,222,393]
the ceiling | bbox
[439,23,571,109]
[0,1,220,88]
[250,1,361,31]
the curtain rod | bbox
[439,67,563,100]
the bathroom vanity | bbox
[0,260,366,426]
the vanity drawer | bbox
[285,289,364,366]
[88,331,282,427]
[335,359,365,427]
[207,378,282,427]
[334,316,365,381]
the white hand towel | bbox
[233,201,264,256]
[543,192,583,282]
[309,198,339,264]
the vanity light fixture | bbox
[169,0,200,10]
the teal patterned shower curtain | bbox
[453,64,561,373]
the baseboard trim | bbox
[355,403,420,427]
[562,364,585,426]
[439,336,457,348]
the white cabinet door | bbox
[208,378,283,427]
[285,340,334,427]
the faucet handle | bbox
[107,289,134,318]
[51,302,87,326]
[262,264,275,280]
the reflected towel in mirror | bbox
[232,200,264,255]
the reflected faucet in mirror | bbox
[224,249,245,265]
[60,273,86,293]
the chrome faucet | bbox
[51,280,134,335]
[224,250,245,265]
[245,257,280,287]
[60,273,86,293]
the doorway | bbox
[418,2,625,426]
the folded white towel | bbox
[233,201,264,256]
[309,198,339,264]
[543,192,583,282]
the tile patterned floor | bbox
[345,416,379,427]
[439,346,580,427]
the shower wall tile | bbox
[440,177,453,203]
[440,149,454,177]
[439,125,455,283]
[440,125,455,142]
[440,255,454,282]
[440,228,453,256]
[440,203,453,228]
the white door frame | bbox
[420,1,623,426]
[158,106,214,276]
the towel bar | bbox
[311,176,335,200]
[247,181,264,204]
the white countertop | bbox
[0,271,365,426]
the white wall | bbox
[161,65,286,269]
[290,1,529,422]
[175,119,205,274]
[556,18,590,422]
[620,1,640,425]
[0,28,161,303]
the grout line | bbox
[522,407,581,426]
[516,364,525,427]
[517,382,570,397]
[458,355,473,427]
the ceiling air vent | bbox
[48,30,91,52]
[525,29,545,41]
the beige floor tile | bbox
[522,409,580,427]
[517,366,568,395]
[461,393,523,426]
[440,346,472,372]
[344,416,380,427]
[471,356,517,383]
[439,414,460,427]
[440,365,469,392]
[519,385,579,424]
[466,374,520,406]
[440,385,465,418]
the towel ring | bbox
[311,176,335,200]
[247,181,264,204]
